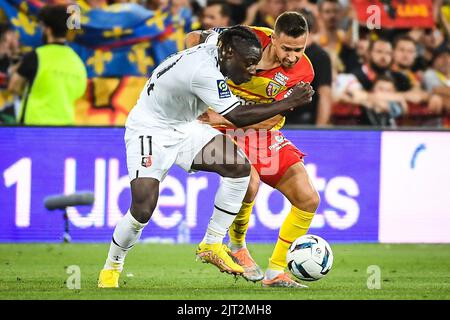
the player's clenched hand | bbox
[285,82,315,108]
[198,109,233,127]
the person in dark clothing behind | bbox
[316,0,359,74]
[226,0,257,25]
[351,37,442,117]
[249,0,286,28]
[362,75,408,128]
[350,38,411,92]
[285,9,332,126]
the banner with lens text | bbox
[352,0,434,28]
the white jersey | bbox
[126,44,240,133]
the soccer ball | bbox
[286,234,333,281]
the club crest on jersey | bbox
[273,72,289,86]
[266,81,282,97]
[141,156,152,168]
[217,80,231,99]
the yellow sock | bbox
[268,207,315,271]
[228,200,255,246]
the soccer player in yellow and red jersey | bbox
[186,12,319,288]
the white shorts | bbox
[125,121,222,181]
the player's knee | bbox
[131,193,158,224]
[294,190,320,213]
[304,191,320,213]
[224,162,251,178]
[131,204,155,223]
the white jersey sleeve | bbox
[191,61,240,116]
[204,30,219,45]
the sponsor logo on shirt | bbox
[217,80,231,99]
[268,135,291,152]
[273,72,289,86]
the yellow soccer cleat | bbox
[98,269,121,288]
[196,242,244,275]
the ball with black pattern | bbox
[286,234,333,281]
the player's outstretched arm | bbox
[223,82,314,128]
[185,30,216,48]
[185,31,201,48]
[198,109,282,130]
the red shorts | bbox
[220,129,305,188]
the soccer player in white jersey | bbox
[98,26,314,288]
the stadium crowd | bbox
[0,0,449,127]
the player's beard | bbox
[370,61,389,75]
[397,62,412,70]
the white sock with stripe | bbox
[203,176,250,244]
[103,210,148,271]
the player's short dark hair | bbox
[206,0,232,18]
[274,12,308,38]
[38,5,70,38]
[393,34,416,49]
[368,37,392,52]
[218,25,262,56]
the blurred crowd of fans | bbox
[0,0,449,127]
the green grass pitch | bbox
[0,243,449,300]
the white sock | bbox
[229,241,247,253]
[264,268,284,280]
[103,210,148,271]
[203,176,250,244]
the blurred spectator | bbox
[226,0,257,25]
[201,0,232,29]
[393,35,419,74]
[285,8,332,126]
[333,73,407,127]
[0,23,20,124]
[351,38,443,115]
[410,27,446,72]
[423,44,450,111]
[8,5,87,125]
[285,0,317,16]
[351,38,410,92]
[390,35,444,114]
[354,27,369,67]
[392,35,427,97]
[362,75,407,127]
[316,0,359,74]
[248,0,286,28]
